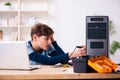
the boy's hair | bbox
[31,23,54,40]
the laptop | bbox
[0,41,40,70]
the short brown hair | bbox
[31,23,54,40]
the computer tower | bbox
[86,16,109,57]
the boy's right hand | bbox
[69,46,86,59]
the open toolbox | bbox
[88,56,118,73]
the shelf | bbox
[0,0,49,41]
[0,9,18,12]
[0,26,17,28]
[20,10,48,13]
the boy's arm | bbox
[29,52,70,65]
[51,41,65,55]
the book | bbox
[10,31,18,41]
[0,30,3,41]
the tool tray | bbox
[88,56,118,73]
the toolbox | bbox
[72,56,88,73]
[88,56,118,73]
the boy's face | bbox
[34,34,53,50]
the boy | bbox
[27,23,86,65]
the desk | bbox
[0,65,120,80]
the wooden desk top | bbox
[0,65,120,79]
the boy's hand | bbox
[69,46,86,59]
[51,36,55,42]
